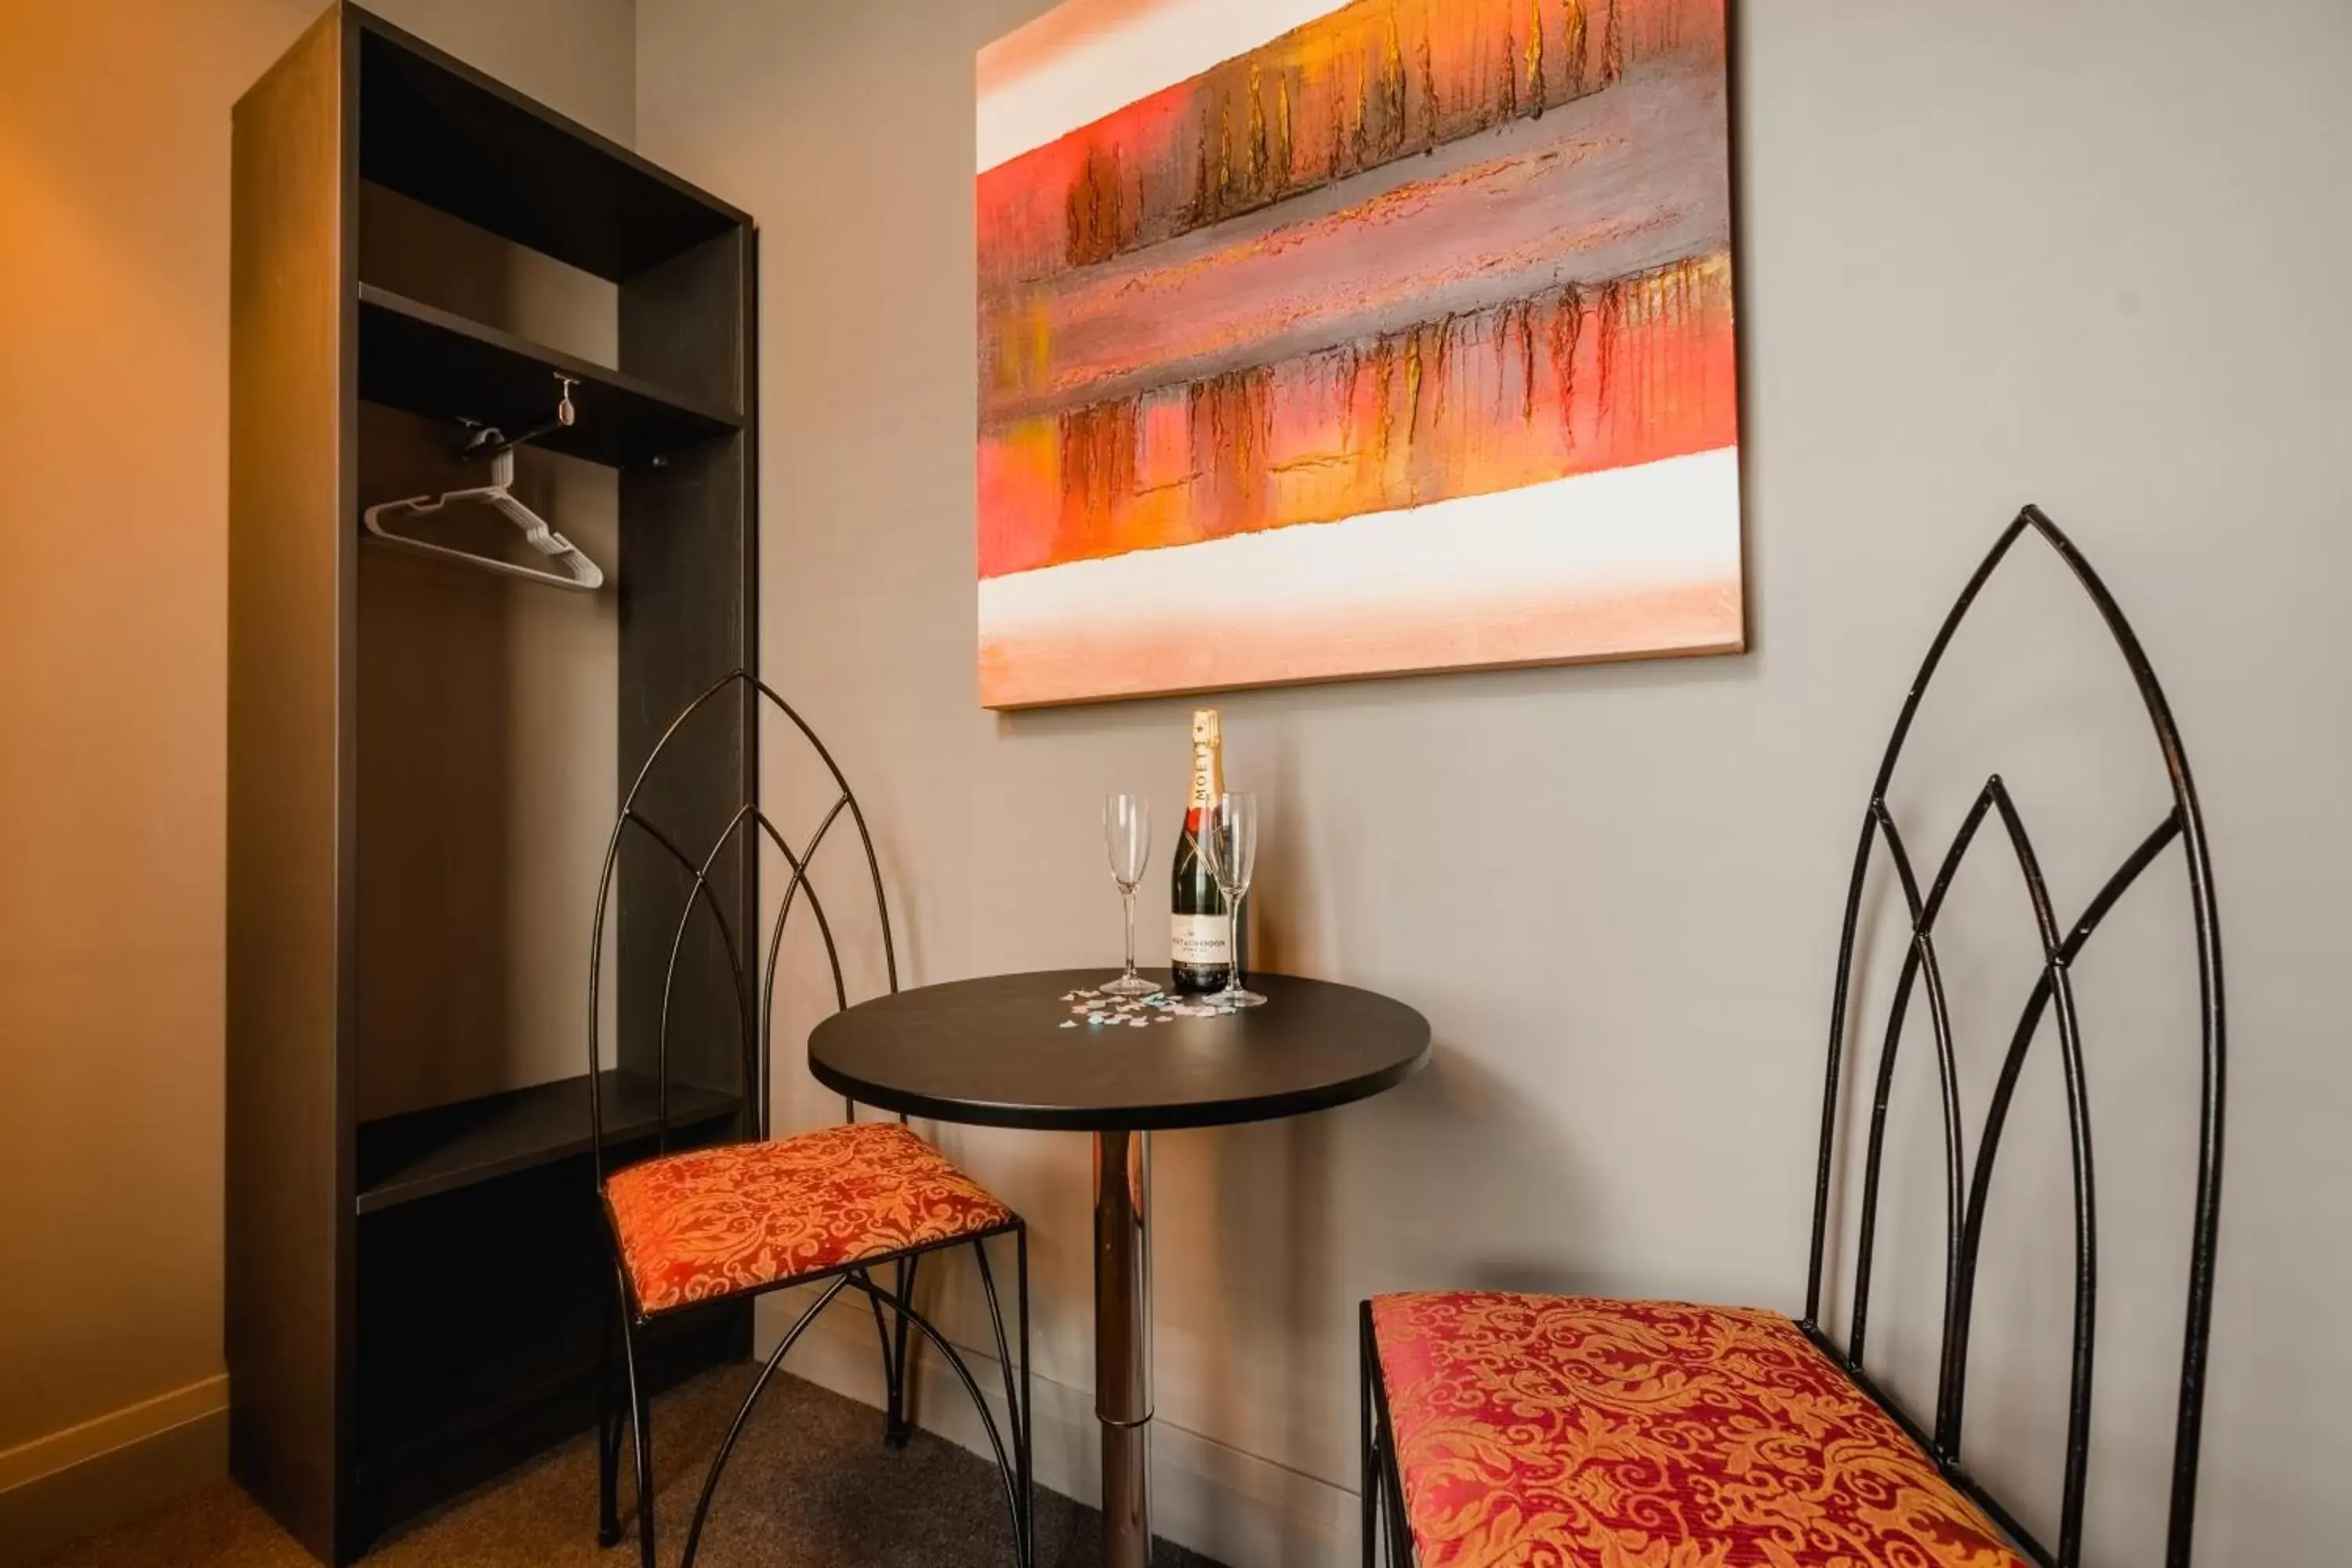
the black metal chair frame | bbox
[584,670,1034,1568]
[1361,507,2227,1568]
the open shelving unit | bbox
[354,285,741,467]
[227,9,759,1561]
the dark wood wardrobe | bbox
[227,7,758,1559]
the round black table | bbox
[808,969,1429,1568]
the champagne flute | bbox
[1198,792,1265,1007]
[1101,793,1156,996]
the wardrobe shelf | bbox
[358,20,744,281]
[357,283,739,468]
[355,1069,741,1215]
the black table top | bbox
[807,970,1430,1132]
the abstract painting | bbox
[977,0,1740,708]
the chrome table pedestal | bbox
[1095,1129,1152,1567]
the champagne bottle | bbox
[1170,709,1231,994]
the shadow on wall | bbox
[1138,702,1613,1567]
[1184,1047,1593,1516]
[1359,1044,1610,1297]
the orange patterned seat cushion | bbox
[604,1122,1015,1316]
[1370,1293,2028,1568]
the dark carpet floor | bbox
[39,1368,1221,1568]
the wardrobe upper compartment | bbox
[356,24,743,285]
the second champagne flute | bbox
[1101,793,1156,996]
[1199,792,1265,1007]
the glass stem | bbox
[1227,895,1242,993]
[1122,886,1138,980]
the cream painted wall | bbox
[637,2,2352,1563]
[2,0,2344,1560]
[0,0,634,1485]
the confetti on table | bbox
[1056,983,1240,1030]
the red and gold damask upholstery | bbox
[1369,1293,2028,1568]
[604,1122,1014,1316]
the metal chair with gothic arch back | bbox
[584,670,1034,1568]
[1361,506,2226,1568]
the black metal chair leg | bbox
[1385,1436,1414,1568]
[616,1273,657,1568]
[1360,1307,1377,1568]
[885,1252,919,1447]
[680,1276,851,1568]
[598,1275,623,1548]
[858,1267,902,1442]
[1359,1303,1415,1568]
[975,1233,1033,1567]
[1018,1229,1035,1567]
[856,1273,1025,1566]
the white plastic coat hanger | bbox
[363,448,605,591]
[361,376,605,592]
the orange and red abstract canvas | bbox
[977,0,1740,708]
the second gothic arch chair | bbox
[1360,508,2226,1568]
[584,671,1033,1568]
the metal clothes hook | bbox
[459,372,580,463]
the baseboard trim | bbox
[0,1375,229,1568]
[760,1290,1358,1568]
[0,1309,1361,1568]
